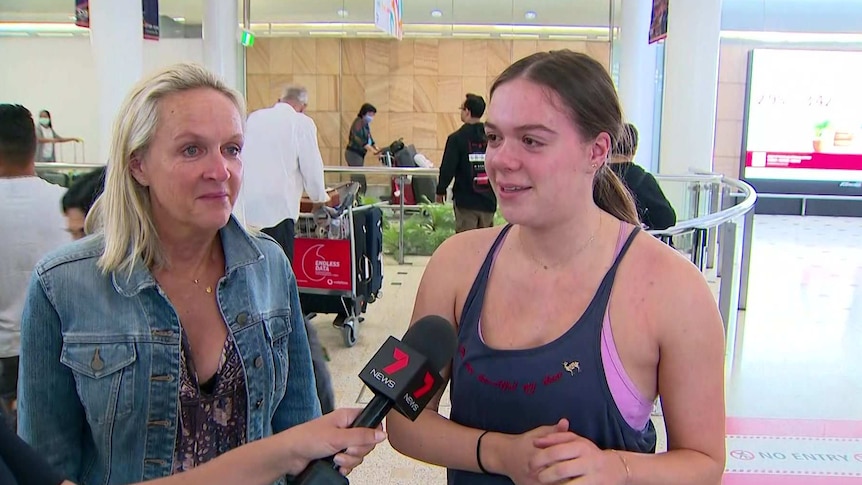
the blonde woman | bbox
[17,63,382,485]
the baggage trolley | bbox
[292,182,384,347]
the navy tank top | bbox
[447,223,657,485]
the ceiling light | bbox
[172,17,186,22]
[524,11,537,20]
[430,9,443,18]
[337,9,349,17]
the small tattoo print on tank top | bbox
[563,361,581,376]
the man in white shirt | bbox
[235,85,335,413]
[236,84,330,260]
[0,105,68,418]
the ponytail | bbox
[593,164,639,226]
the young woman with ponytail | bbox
[387,49,726,485]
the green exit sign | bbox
[240,30,255,47]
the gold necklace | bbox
[193,278,214,294]
[190,248,215,294]
[520,213,602,270]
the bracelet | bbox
[612,450,631,484]
[476,430,491,474]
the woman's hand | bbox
[280,408,387,476]
[528,423,628,485]
[484,419,570,485]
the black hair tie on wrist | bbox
[477,430,491,474]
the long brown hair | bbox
[489,50,640,225]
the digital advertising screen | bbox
[742,48,862,186]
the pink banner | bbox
[745,151,862,171]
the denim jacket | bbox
[17,216,321,485]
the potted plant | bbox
[813,120,833,152]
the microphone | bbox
[291,315,458,485]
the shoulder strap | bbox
[458,224,514,325]
[611,225,641,271]
[592,225,641,299]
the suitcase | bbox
[363,207,384,300]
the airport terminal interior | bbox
[2,0,862,484]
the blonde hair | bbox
[85,62,246,276]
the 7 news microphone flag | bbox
[291,315,458,484]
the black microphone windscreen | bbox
[401,315,458,374]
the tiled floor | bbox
[726,216,862,422]
[308,215,862,483]
[723,215,862,483]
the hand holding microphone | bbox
[278,408,386,477]
[291,315,458,484]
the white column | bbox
[658,0,723,175]
[616,0,659,173]
[89,0,143,165]
[202,0,239,91]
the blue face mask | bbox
[364,114,374,124]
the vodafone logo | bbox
[300,244,341,282]
[382,348,410,375]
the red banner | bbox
[292,239,352,291]
[745,151,862,171]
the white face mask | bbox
[39,117,50,127]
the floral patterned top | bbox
[172,329,248,474]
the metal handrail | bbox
[35,164,750,225]
[38,162,755,358]
[653,173,723,184]
[323,166,439,177]
[35,162,103,171]
[322,165,724,183]
[648,177,757,237]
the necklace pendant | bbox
[206,286,213,294]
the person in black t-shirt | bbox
[609,123,677,230]
[436,94,497,233]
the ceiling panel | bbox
[3,0,862,34]
[0,0,612,26]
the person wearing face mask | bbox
[345,103,379,196]
[35,110,80,163]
